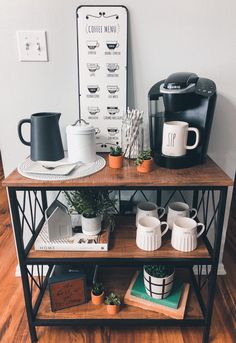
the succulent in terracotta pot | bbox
[109,146,124,169]
[104,292,121,315]
[135,150,153,173]
[91,282,105,305]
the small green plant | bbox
[104,292,121,305]
[135,149,152,166]
[92,282,104,296]
[144,265,174,278]
[110,145,122,156]
[64,190,116,229]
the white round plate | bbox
[18,155,106,181]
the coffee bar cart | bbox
[3,155,233,343]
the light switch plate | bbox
[17,30,48,62]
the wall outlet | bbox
[17,30,48,62]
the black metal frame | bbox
[8,185,228,343]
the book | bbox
[124,271,190,319]
[34,223,111,251]
[131,271,183,309]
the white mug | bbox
[136,201,165,226]
[136,216,169,251]
[162,121,200,157]
[171,217,205,252]
[167,201,197,229]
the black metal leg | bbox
[156,190,162,206]
[202,187,228,343]
[41,189,48,211]
[192,190,199,209]
[8,188,38,343]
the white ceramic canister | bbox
[66,120,97,164]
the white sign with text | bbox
[77,6,128,151]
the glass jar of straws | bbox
[121,108,144,159]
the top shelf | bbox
[3,155,233,188]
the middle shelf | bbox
[28,216,212,265]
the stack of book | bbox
[124,271,190,319]
[34,224,111,251]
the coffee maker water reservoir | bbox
[149,72,217,169]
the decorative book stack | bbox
[35,224,111,251]
[124,271,190,319]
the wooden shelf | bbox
[28,216,211,263]
[3,155,233,188]
[36,267,203,322]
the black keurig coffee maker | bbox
[149,72,216,169]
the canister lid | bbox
[66,119,95,135]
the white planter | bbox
[143,267,175,299]
[70,213,82,228]
[81,214,102,236]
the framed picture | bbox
[49,266,87,311]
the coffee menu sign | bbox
[76,6,128,151]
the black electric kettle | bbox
[17,112,64,161]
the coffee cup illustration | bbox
[88,85,100,94]
[107,106,120,115]
[107,127,119,136]
[106,63,119,73]
[88,107,100,115]
[87,63,100,72]
[107,85,119,94]
[87,40,99,50]
[106,41,119,50]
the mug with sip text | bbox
[162,121,200,157]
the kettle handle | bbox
[18,119,31,146]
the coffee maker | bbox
[149,72,217,169]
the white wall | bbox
[1,0,235,271]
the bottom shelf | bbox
[36,267,204,324]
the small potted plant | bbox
[143,264,175,299]
[91,282,105,305]
[104,292,121,315]
[109,146,124,169]
[135,149,153,173]
[64,190,116,236]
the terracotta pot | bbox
[91,291,104,305]
[109,154,124,169]
[106,304,120,315]
[137,158,153,173]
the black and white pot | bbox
[143,267,175,299]
[81,214,102,236]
